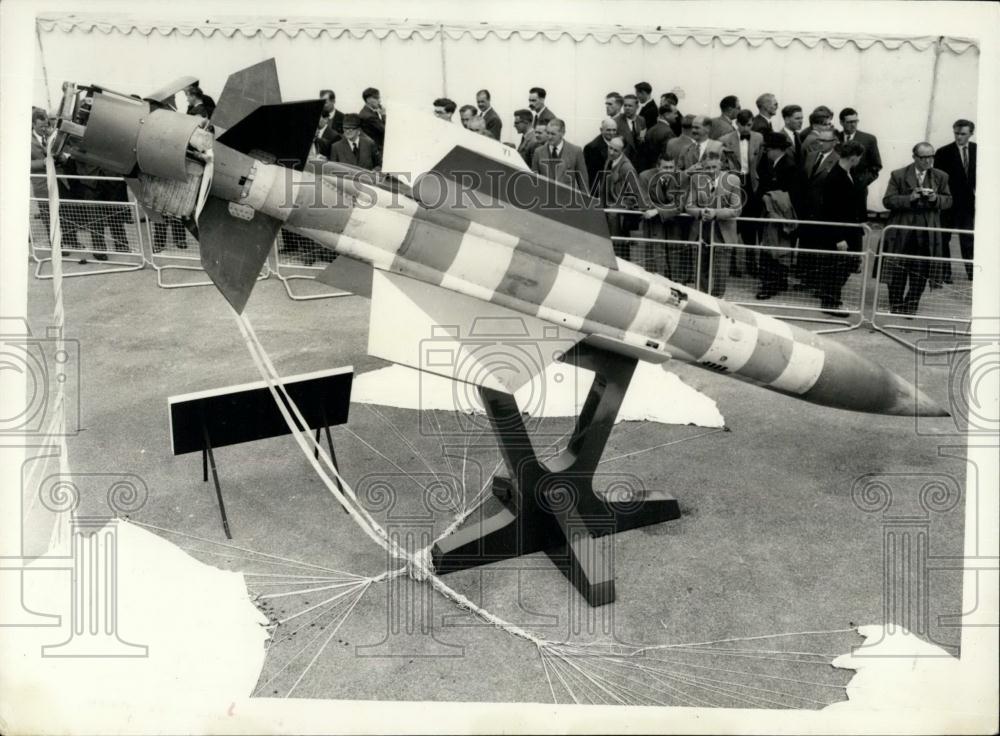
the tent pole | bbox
[35,20,53,112]
[439,23,448,97]
[925,36,944,141]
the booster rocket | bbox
[51,59,947,418]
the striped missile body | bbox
[229,155,944,417]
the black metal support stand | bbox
[431,343,680,607]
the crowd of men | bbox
[32,78,977,316]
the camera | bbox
[0,324,79,436]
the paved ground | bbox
[26,259,967,706]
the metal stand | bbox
[432,343,680,607]
[199,412,345,538]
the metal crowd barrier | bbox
[870,224,975,354]
[706,216,872,334]
[604,209,704,285]
[28,175,145,279]
[272,229,351,301]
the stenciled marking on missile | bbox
[700,315,760,373]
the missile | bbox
[51,60,947,418]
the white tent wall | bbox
[34,20,978,210]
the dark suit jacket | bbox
[601,156,642,210]
[30,134,48,197]
[934,141,976,215]
[358,106,386,148]
[837,129,882,189]
[751,113,774,135]
[532,107,555,128]
[616,114,646,161]
[639,99,659,130]
[757,153,799,197]
[480,108,503,141]
[638,168,684,220]
[639,121,675,171]
[800,150,840,218]
[316,110,345,158]
[531,140,589,193]
[676,139,725,172]
[329,134,381,171]
[583,135,611,198]
[819,164,867,247]
[709,115,737,141]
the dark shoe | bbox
[175,242,188,249]
[93,252,108,261]
[152,244,164,254]
[755,290,774,300]
[61,251,69,257]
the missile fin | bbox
[217,100,326,171]
[211,58,281,131]
[316,256,374,298]
[368,270,584,394]
[197,196,281,313]
[145,75,198,108]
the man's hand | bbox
[702,208,715,221]
[926,190,937,202]
[909,190,922,202]
[643,208,658,219]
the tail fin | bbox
[217,99,325,171]
[197,196,281,313]
[211,58,281,131]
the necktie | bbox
[793,132,801,157]
[811,154,823,177]
[551,146,557,157]
[351,143,358,158]
[740,133,750,141]
[961,146,968,173]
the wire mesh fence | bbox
[870,225,975,352]
[273,229,351,301]
[29,175,145,279]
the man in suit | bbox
[635,82,658,130]
[638,104,676,172]
[513,109,539,165]
[797,129,840,291]
[755,133,799,299]
[533,120,550,153]
[751,93,779,135]
[531,118,589,193]
[837,107,881,192]
[358,87,386,148]
[329,113,381,171]
[882,142,953,314]
[685,150,743,297]
[934,118,976,281]
[467,116,497,140]
[475,89,502,141]
[720,109,763,265]
[800,105,835,142]
[665,114,696,162]
[31,109,87,257]
[433,97,457,122]
[601,136,643,259]
[315,90,345,158]
[800,110,835,157]
[675,115,725,173]
[817,140,868,314]
[528,87,555,128]
[619,94,647,163]
[780,104,805,164]
[661,92,682,136]
[639,154,687,278]
[584,118,621,198]
[184,83,216,118]
[709,95,740,140]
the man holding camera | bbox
[881,142,952,315]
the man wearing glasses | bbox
[881,143,953,315]
[837,108,882,197]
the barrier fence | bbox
[29,175,145,279]
[26,184,974,353]
[870,224,975,353]
[706,217,872,334]
[273,229,351,301]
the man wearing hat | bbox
[329,113,381,171]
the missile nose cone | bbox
[884,372,951,417]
